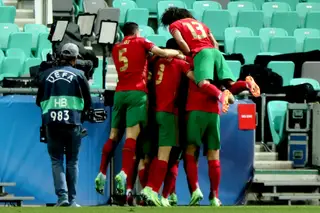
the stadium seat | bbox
[224,27,254,54]
[41,49,52,61]
[6,48,26,64]
[7,32,32,57]
[23,24,48,51]
[294,28,320,52]
[236,11,264,35]
[188,9,197,20]
[74,0,85,15]
[36,33,51,58]
[290,78,320,90]
[146,35,168,47]
[126,8,149,26]
[83,0,108,14]
[296,3,320,26]
[158,26,172,40]
[0,49,4,68]
[0,23,19,50]
[262,2,291,27]
[267,100,288,145]
[0,57,23,80]
[192,1,222,21]
[139,25,155,38]
[0,6,16,23]
[0,0,3,6]
[233,36,262,64]
[301,61,320,83]
[303,37,320,51]
[158,1,187,21]
[268,36,296,54]
[52,0,73,21]
[308,0,320,2]
[267,61,295,86]
[112,0,137,26]
[304,11,320,30]
[226,60,241,79]
[276,0,300,10]
[203,10,231,41]
[136,0,160,16]
[227,1,256,26]
[184,0,196,9]
[231,0,265,10]
[259,28,288,52]
[270,11,299,35]
[22,58,41,76]
[116,27,124,42]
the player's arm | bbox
[171,29,191,55]
[151,46,180,58]
[209,33,219,49]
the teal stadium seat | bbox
[268,36,296,54]
[0,23,19,50]
[147,35,168,47]
[188,9,197,20]
[158,26,172,40]
[236,11,264,35]
[227,1,256,26]
[23,58,41,76]
[308,0,320,2]
[139,25,155,38]
[8,32,32,57]
[126,8,149,26]
[231,0,265,10]
[294,28,320,52]
[0,50,4,68]
[296,3,320,27]
[270,11,299,35]
[203,10,231,41]
[136,0,160,16]
[262,2,291,27]
[305,11,320,30]
[267,100,288,145]
[24,24,48,51]
[233,36,262,64]
[0,6,16,23]
[275,0,299,11]
[0,0,3,6]
[158,1,187,21]
[0,57,23,80]
[112,0,137,26]
[6,48,26,64]
[41,49,52,61]
[224,27,254,54]
[267,61,295,86]
[226,60,241,79]
[36,33,51,58]
[183,0,196,9]
[303,37,320,51]
[192,1,222,21]
[259,28,288,51]
[290,78,320,90]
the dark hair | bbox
[161,7,194,26]
[166,38,180,50]
[123,22,139,36]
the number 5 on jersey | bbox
[119,48,128,72]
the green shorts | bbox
[156,112,178,147]
[111,90,147,129]
[186,111,220,150]
[193,48,236,84]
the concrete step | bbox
[255,161,293,169]
[255,144,266,152]
[16,9,34,19]
[262,192,320,200]
[254,169,319,182]
[262,181,320,186]
[255,152,278,161]
[3,0,17,6]
[15,18,35,28]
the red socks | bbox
[162,161,179,198]
[138,165,150,188]
[199,83,223,101]
[121,138,136,189]
[99,138,117,175]
[146,158,168,193]
[208,160,221,198]
[229,81,248,95]
[184,154,199,192]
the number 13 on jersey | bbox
[183,21,208,40]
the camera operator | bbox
[36,43,91,207]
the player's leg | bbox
[185,111,207,205]
[205,113,222,206]
[194,49,233,113]
[115,91,147,195]
[143,112,178,206]
[228,77,260,97]
[95,92,125,194]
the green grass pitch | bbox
[1,206,320,213]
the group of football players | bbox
[94,7,261,207]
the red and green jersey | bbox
[154,58,191,114]
[112,36,154,92]
[186,80,220,114]
[169,18,214,56]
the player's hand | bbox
[176,54,186,60]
